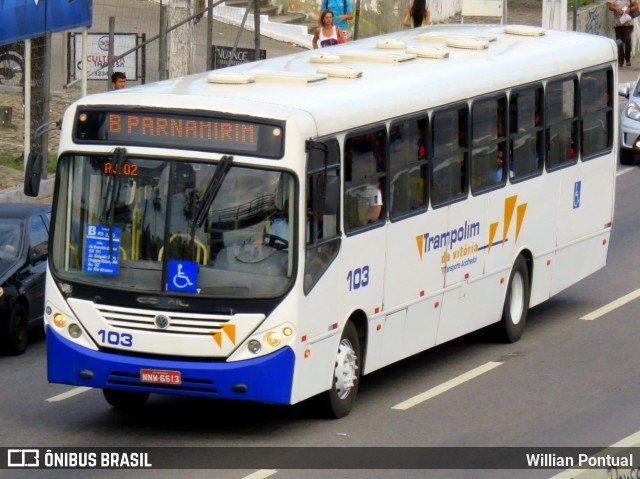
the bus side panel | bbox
[555,156,615,247]
[530,252,556,308]
[437,270,506,345]
[289,263,343,404]
[516,175,562,307]
[551,156,614,295]
[442,197,485,289]
[339,227,387,374]
[437,196,498,344]
[368,212,446,373]
[551,235,609,296]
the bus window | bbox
[470,96,507,193]
[580,68,613,159]
[344,128,386,232]
[305,139,341,294]
[431,106,468,206]
[389,117,428,219]
[546,78,578,170]
[509,86,543,181]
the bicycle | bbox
[0,42,25,87]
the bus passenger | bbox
[359,183,383,223]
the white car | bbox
[619,77,640,165]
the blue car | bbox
[0,203,51,355]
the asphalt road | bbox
[2,162,640,479]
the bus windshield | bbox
[50,154,296,298]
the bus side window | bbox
[470,96,507,193]
[344,128,387,231]
[580,68,613,159]
[431,106,468,206]
[304,139,341,294]
[546,77,578,170]
[389,117,428,219]
[509,86,543,181]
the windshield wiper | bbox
[193,155,233,229]
[100,148,127,261]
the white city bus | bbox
[32,24,617,418]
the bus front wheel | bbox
[321,321,361,419]
[103,388,150,409]
[498,256,530,343]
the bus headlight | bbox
[248,340,261,354]
[265,332,281,347]
[68,324,82,338]
[53,313,67,328]
[240,323,296,358]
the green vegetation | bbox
[0,150,56,174]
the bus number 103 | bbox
[347,266,370,291]
[97,330,133,347]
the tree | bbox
[168,0,195,78]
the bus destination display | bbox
[74,109,284,158]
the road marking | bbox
[391,361,503,411]
[548,429,640,478]
[617,167,636,177]
[45,387,92,403]
[242,470,278,479]
[580,288,640,321]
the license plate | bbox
[140,369,182,385]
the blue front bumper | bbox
[47,329,295,404]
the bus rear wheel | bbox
[103,388,150,409]
[497,256,530,343]
[321,321,361,419]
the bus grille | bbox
[95,303,232,336]
[106,371,218,394]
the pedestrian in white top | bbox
[313,10,346,49]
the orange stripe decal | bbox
[516,203,527,243]
[488,222,498,253]
[222,324,236,344]
[503,195,517,244]
[210,331,222,347]
[415,235,424,260]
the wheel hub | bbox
[334,339,358,399]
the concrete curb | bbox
[0,176,55,204]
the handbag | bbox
[631,9,640,18]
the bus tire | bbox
[103,388,149,409]
[320,321,361,419]
[0,303,28,355]
[620,148,637,165]
[498,256,530,343]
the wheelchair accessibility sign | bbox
[168,260,198,293]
